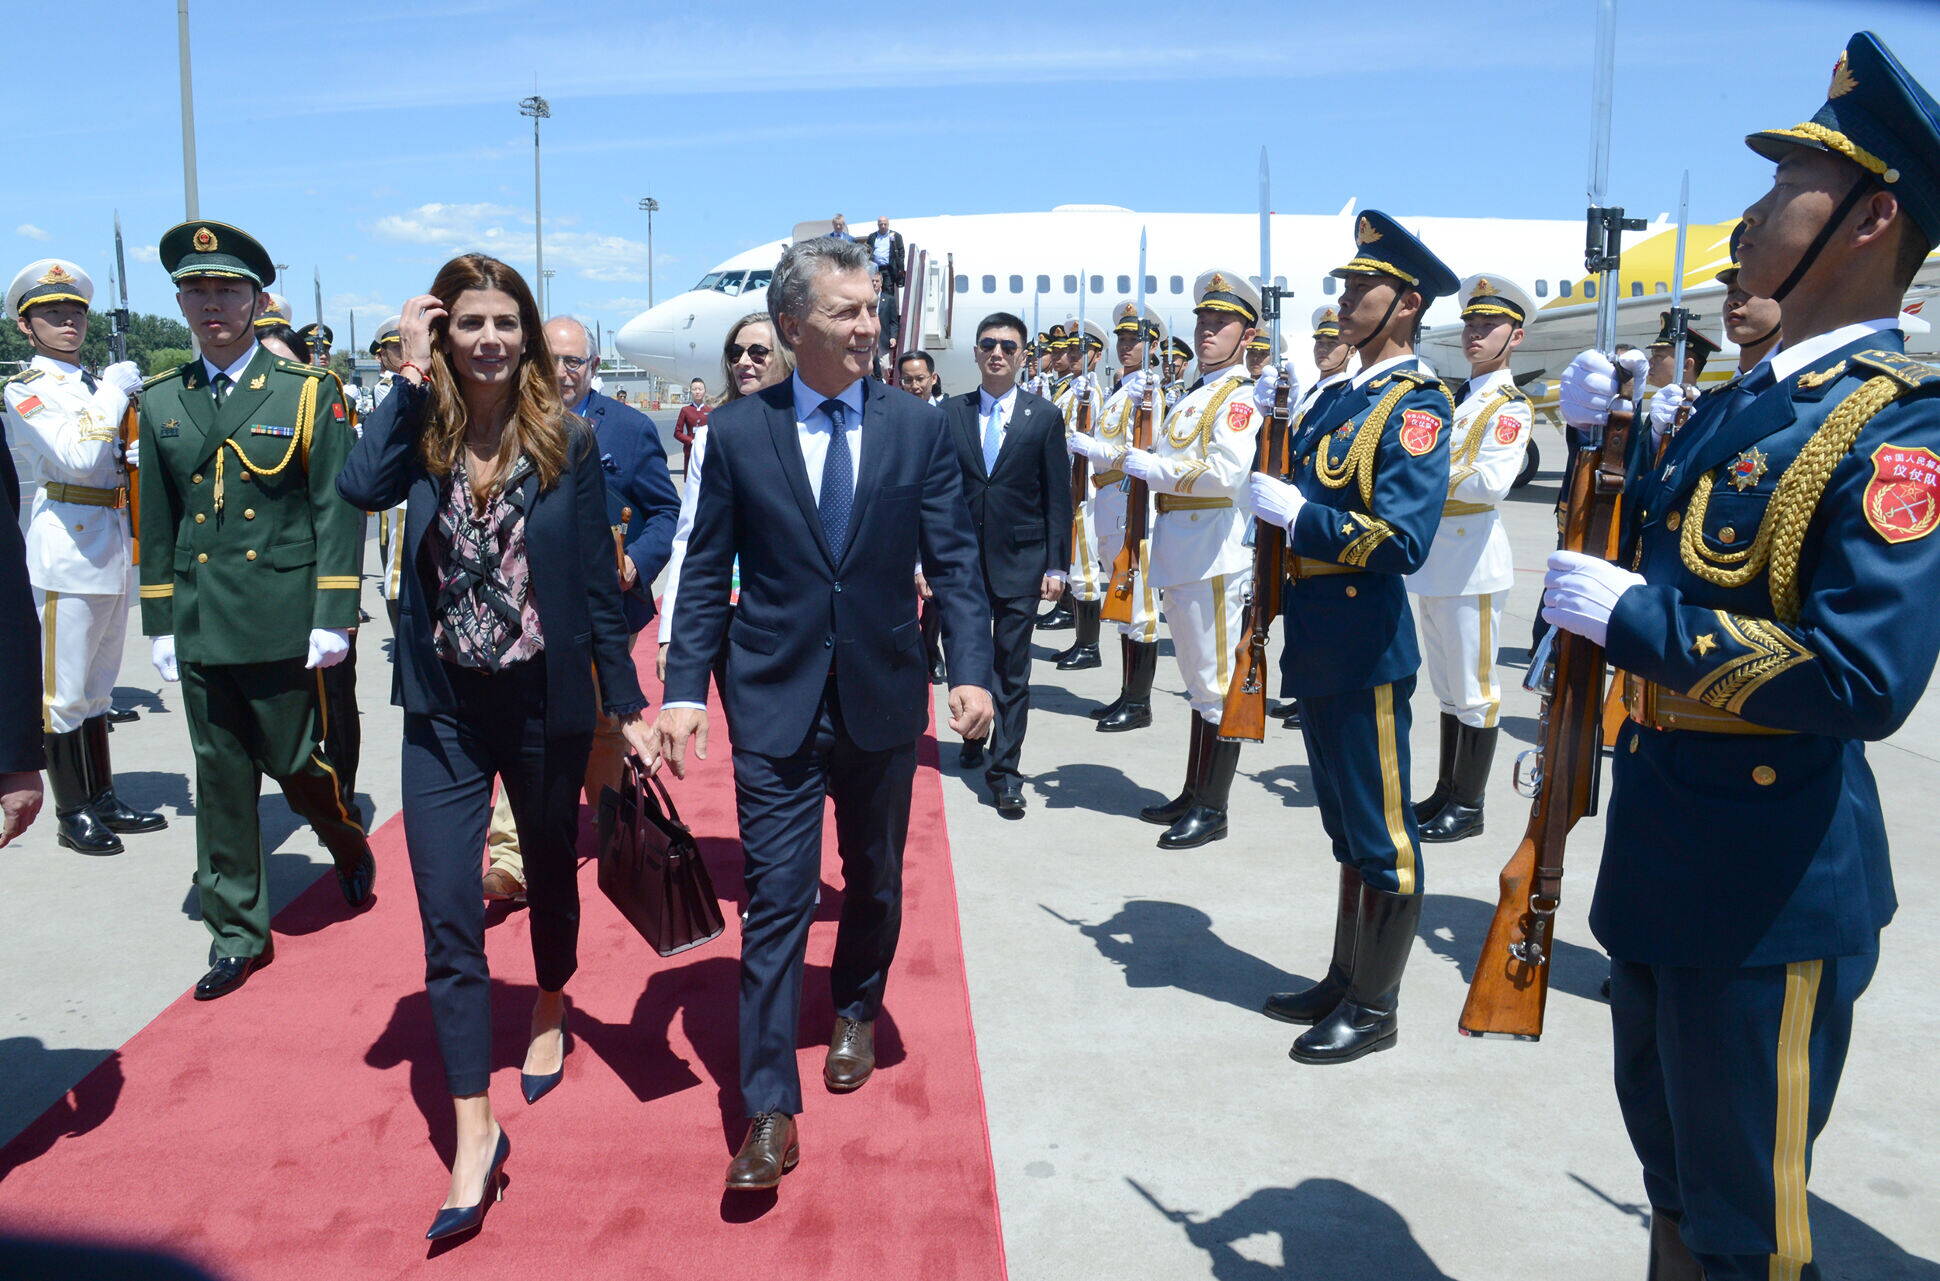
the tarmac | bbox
[5,423,1937,1280]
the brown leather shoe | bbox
[824,1017,876,1092]
[725,1112,799,1191]
[482,867,526,902]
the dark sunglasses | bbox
[727,343,772,362]
[977,337,1020,354]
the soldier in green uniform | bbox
[138,220,375,1001]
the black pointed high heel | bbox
[425,1127,511,1241]
[521,1009,570,1105]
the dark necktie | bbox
[81,370,98,393]
[212,372,233,409]
[819,398,854,554]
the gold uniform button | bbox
[1345,585,1358,598]
[244,508,256,520]
[1665,511,1682,531]
[1719,526,1737,544]
[1752,765,1777,786]
[191,473,203,484]
[1628,736,1639,754]
[245,550,258,561]
[196,552,208,564]
[194,513,206,524]
[240,472,252,483]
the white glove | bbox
[1118,369,1154,401]
[1253,363,1280,414]
[1541,549,1646,647]
[1247,473,1306,530]
[122,436,140,470]
[1067,431,1117,463]
[1615,348,1650,391]
[101,360,143,397]
[305,627,351,670]
[1645,383,1688,445]
[1121,448,1162,483]
[1559,349,1618,432]
[1069,379,1096,409]
[151,635,179,683]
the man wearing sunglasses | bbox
[480,315,681,903]
[941,314,1071,814]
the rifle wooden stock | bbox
[1101,381,1157,625]
[1458,408,1630,1041]
[1220,379,1292,741]
[121,401,141,566]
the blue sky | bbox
[10,0,1937,350]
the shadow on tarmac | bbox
[1025,761,1167,820]
[1128,1175,1456,1279]
[1417,892,1610,1007]
[1044,900,1304,1014]
[111,770,193,818]
[0,1040,124,1183]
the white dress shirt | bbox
[1762,317,1901,384]
[201,342,262,388]
[791,371,865,504]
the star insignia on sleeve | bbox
[1693,633,1718,656]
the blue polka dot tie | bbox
[818,398,854,555]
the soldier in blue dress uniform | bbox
[1544,32,1940,1280]
[1243,210,1458,1065]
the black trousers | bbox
[983,591,1038,783]
[920,596,943,673]
[318,632,361,815]
[732,679,915,1115]
[401,660,591,1096]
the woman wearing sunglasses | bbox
[656,312,794,680]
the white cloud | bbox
[370,201,524,246]
[17,224,50,241]
[129,245,160,263]
[369,202,651,284]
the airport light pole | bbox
[638,196,659,308]
[541,268,556,315]
[520,94,550,306]
[275,263,290,295]
[177,0,200,218]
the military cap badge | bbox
[1356,216,1382,245]
[1830,50,1857,99]
[38,264,74,286]
[1208,272,1229,292]
[192,227,219,253]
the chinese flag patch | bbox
[1864,443,1940,544]
[332,402,346,421]
[1399,409,1442,456]
[1226,402,1254,432]
[1494,414,1522,445]
[16,395,42,417]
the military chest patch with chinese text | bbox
[1863,444,1940,544]
[1399,410,1442,456]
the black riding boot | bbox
[45,729,121,854]
[1091,635,1133,720]
[1159,732,1238,849]
[1419,723,1496,843]
[1139,713,1205,826]
[1037,599,1075,631]
[1412,713,1460,825]
[1645,1210,1705,1281]
[83,715,167,833]
[1289,887,1423,1064]
[1098,639,1156,732]
[1263,864,1363,1024]
[1055,598,1102,669]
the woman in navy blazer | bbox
[336,254,652,1241]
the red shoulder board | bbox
[1399,409,1442,456]
[1226,402,1254,432]
[1864,444,1940,544]
[1494,414,1522,444]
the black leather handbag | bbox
[597,756,725,957]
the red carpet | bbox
[0,640,1008,1281]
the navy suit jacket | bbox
[943,388,1072,599]
[578,390,680,634]
[1,423,44,772]
[335,381,647,738]
[666,377,993,757]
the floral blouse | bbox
[428,453,545,671]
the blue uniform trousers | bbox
[732,678,915,1116]
[1610,947,1877,1280]
[1295,678,1423,895]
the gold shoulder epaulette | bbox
[7,367,42,385]
[1387,367,1436,388]
[274,358,331,377]
[1850,349,1940,390]
[141,364,182,388]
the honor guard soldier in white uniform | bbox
[3,260,166,854]
[368,315,408,631]
[1163,336,1192,401]
[1244,328,1284,380]
[1247,212,1459,1064]
[1405,274,1536,842]
[1078,302,1168,731]
[1053,318,1108,669]
[1118,270,1264,848]
[1036,326,1077,632]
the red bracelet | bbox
[400,361,428,383]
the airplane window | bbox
[1631,281,1644,297]
[721,271,746,296]
[1275,275,1288,290]
[1116,275,1131,293]
[695,272,724,291]
[1535,279,1548,297]
[1323,277,1337,295]
[1584,280,1596,299]
[1091,274,1105,294]
[1560,280,1573,298]
[956,274,969,292]
[1169,276,1184,294]
[745,270,772,290]
[1655,281,1667,294]
[981,274,996,293]
[1007,275,1023,293]
[1037,274,1051,294]
[1064,274,1078,293]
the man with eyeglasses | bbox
[942,314,1071,813]
[479,315,681,903]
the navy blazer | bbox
[943,388,1072,599]
[578,390,680,633]
[335,381,647,738]
[0,422,44,773]
[666,377,993,757]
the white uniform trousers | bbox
[1094,481,1159,642]
[1415,590,1504,728]
[34,585,128,734]
[1161,572,1248,724]
[1067,492,1102,602]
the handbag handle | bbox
[626,752,689,831]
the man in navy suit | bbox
[481,315,680,901]
[648,237,994,1192]
[943,311,1070,813]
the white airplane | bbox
[616,205,1940,481]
